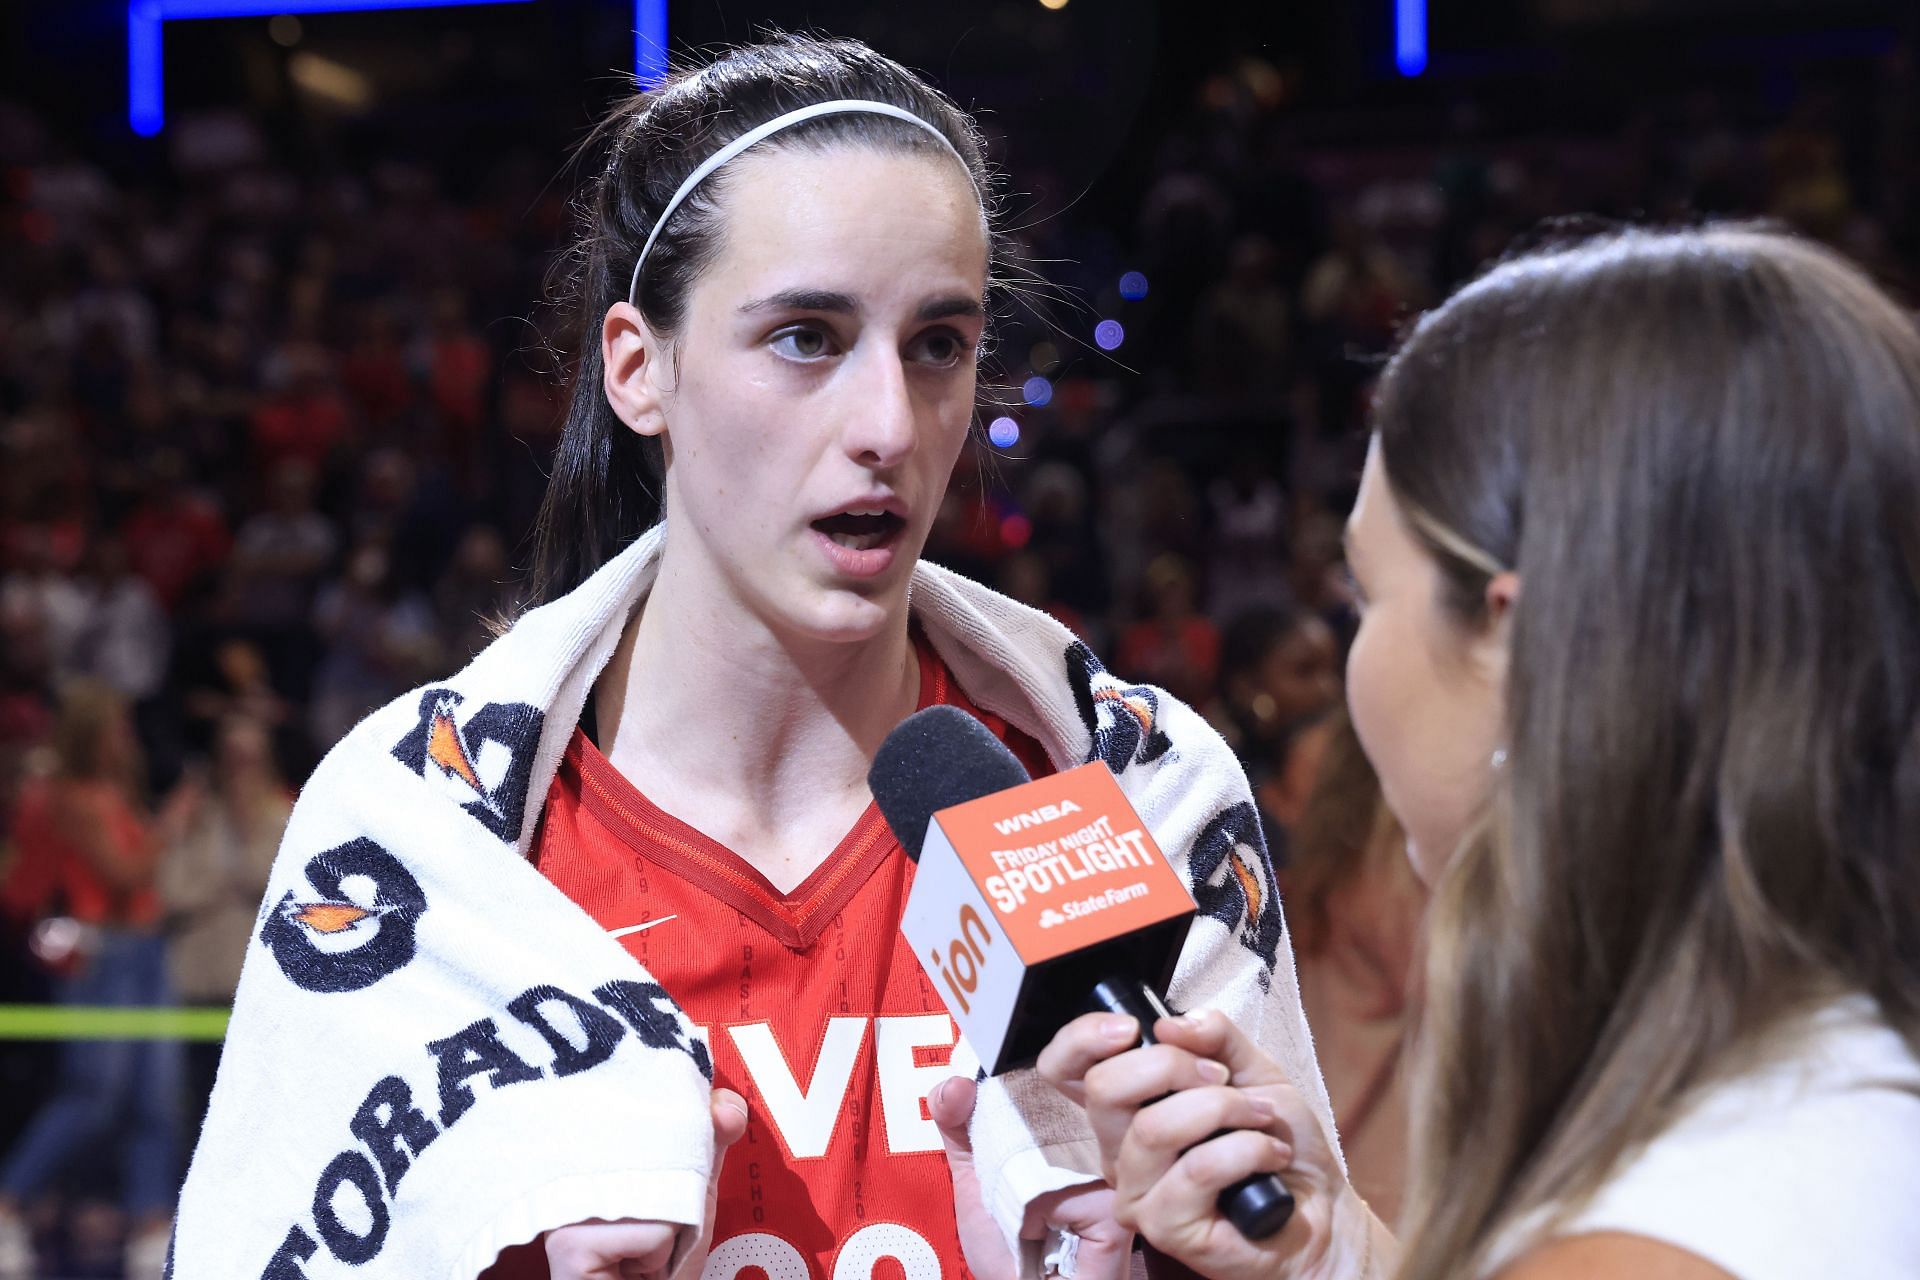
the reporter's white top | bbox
[1492,994,1920,1279]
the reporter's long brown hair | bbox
[1373,226,1920,1276]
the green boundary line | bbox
[0,1006,230,1041]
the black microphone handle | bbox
[1085,978,1296,1241]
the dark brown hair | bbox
[1374,225,1920,1275]
[528,34,1003,605]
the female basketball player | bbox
[497,33,1333,1280]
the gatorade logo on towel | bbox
[260,838,428,994]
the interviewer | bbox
[1040,225,1920,1280]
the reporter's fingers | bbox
[1112,1087,1278,1200]
[1080,1044,1241,1157]
[1147,1011,1290,1088]
[1128,1129,1292,1241]
[1036,1013,1140,1103]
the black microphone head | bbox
[869,705,1034,861]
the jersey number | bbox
[704,1226,941,1280]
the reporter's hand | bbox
[1039,1011,1378,1280]
[929,1074,1134,1280]
[543,1088,750,1280]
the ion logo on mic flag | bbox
[900,762,1193,1071]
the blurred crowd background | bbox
[1,0,1915,1274]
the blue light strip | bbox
[636,0,668,89]
[129,0,165,137]
[127,0,536,135]
[158,0,529,17]
[1395,0,1428,76]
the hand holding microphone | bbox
[1038,1010,1381,1280]
[869,706,1294,1242]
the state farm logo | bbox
[1038,908,1066,930]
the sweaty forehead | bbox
[701,145,988,299]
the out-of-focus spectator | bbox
[1281,707,1426,1228]
[1117,554,1220,708]
[155,713,289,1126]
[0,682,179,1280]
[1192,235,1294,398]
[1022,461,1109,628]
[348,446,448,592]
[179,635,284,731]
[0,594,56,835]
[1288,505,1361,646]
[66,534,170,704]
[248,342,351,474]
[1211,605,1342,843]
[228,457,338,645]
[308,537,441,750]
[1205,457,1291,620]
[423,288,493,476]
[119,451,230,614]
[433,524,513,663]
[339,300,416,431]
[996,549,1087,640]
[0,526,86,682]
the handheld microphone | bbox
[870,705,1294,1240]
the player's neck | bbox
[590,552,920,886]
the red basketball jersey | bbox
[518,641,1052,1280]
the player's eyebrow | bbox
[737,289,983,323]
[738,288,858,316]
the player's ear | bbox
[604,300,670,438]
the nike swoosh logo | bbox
[608,916,677,940]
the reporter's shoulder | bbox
[1494,1233,1736,1280]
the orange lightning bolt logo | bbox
[1094,687,1156,738]
[1228,850,1264,930]
[281,899,388,936]
[426,698,486,793]
[392,687,543,844]
[422,696,504,819]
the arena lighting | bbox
[1395,0,1428,76]
[128,0,671,134]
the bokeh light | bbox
[1038,0,1069,9]
[1022,376,1053,408]
[1119,271,1149,300]
[1094,320,1125,350]
[1028,340,1061,374]
[1001,514,1034,547]
[988,416,1021,448]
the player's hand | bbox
[1037,1011,1383,1280]
[544,1088,750,1280]
[930,1074,1134,1280]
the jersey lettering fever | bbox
[517,641,1052,1280]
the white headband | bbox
[625,99,968,306]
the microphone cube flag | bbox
[900,761,1195,1074]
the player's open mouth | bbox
[811,509,906,552]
